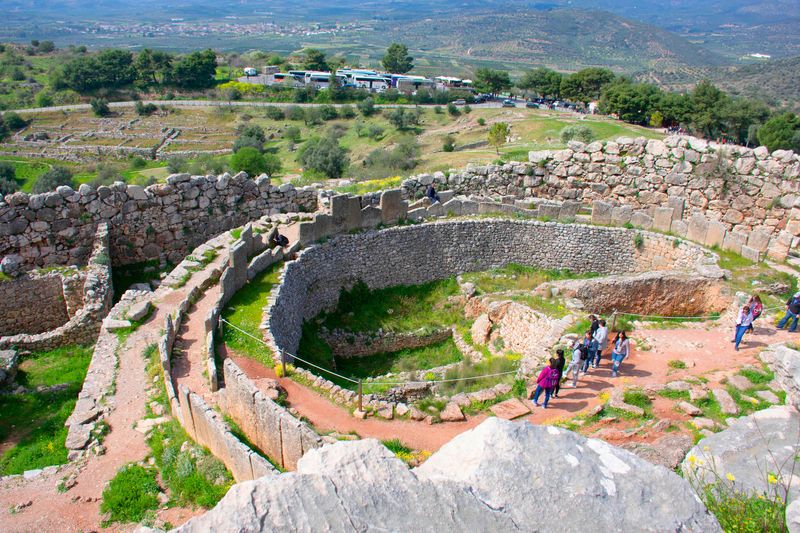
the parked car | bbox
[452,99,466,106]
[502,99,516,108]
[525,101,539,109]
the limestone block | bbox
[331,194,361,232]
[379,189,405,224]
[360,206,382,229]
[686,213,709,243]
[741,245,761,262]
[427,203,445,217]
[314,213,332,242]
[668,196,685,221]
[280,413,305,471]
[670,219,688,239]
[653,207,674,233]
[611,205,633,225]
[442,199,463,216]
[722,231,747,254]
[559,201,581,219]
[591,201,613,224]
[253,394,284,468]
[747,229,772,252]
[704,221,726,248]
[630,211,653,229]
[439,190,455,204]
[539,203,561,219]
[407,208,427,221]
[230,241,249,292]
[461,200,479,215]
[297,220,318,246]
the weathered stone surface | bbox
[620,433,693,469]
[677,401,703,416]
[490,398,531,419]
[760,344,800,408]
[440,402,465,422]
[726,374,753,391]
[176,419,720,532]
[126,300,152,322]
[712,388,739,415]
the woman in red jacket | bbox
[530,358,560,408]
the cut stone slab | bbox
[726,374,753,391]
[65,424,92,450]
[103,318,132,331]
[174,418,722,533]
[126,300,152,322]
[691,417,717,430]
[440,402,466,422]
[755,390,781,404]
[620,433,693,470]
[666,380,691,391]
[377,407,394,420]
[689,388,709,402]
[677,401,703,417]
[712,388,739,415]
[490,398,531,420]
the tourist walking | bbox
[531,358,560,408]
[583,315,600,372]
[591,319,609,368]
[566,335,588,387]
[734,304,754,351]
[746,294,763,333]
[610,331,630,377]
[581,329,594,372]
[553,349,566,398]
[777,292,800,333]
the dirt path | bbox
[172,282,222,398]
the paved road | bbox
[12,99,510,114]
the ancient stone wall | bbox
[320,327,452,358]
[400,136,800,260]
[0,273,72,335]
[268,219,712,356]
[0,172,317,271]
[0,224,113,351]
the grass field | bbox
[0,344,93,475]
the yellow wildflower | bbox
[687,454,696,466]
[768,473,778,485]
[726,473,736,482]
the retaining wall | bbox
[0,273,72,335]
[0,224,113,350]
[268,219,713,356]
[320,327,453,358]
[0,172,317,270]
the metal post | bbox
[611,309,618,332]
[281,349,286,377]
[358,379,363,412]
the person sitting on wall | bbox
[426,184,441,204]
[271,232,289,248]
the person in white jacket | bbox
[734,304,754,351]
[591,319,609,369]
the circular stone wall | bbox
[267,219,712,356]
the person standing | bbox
[531,358,559,408]
[777,292,800,333]
[566,335,587,387]
[553,348,566,398]
[747,294,763,334]
[610,331,630,377]
[592,319,609,368]
[734,304,754,351]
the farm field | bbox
[0,104,663,192]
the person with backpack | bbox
[552,349,566,398]
[747,294,763,333]
[777,292,800,333]
[425,184,441,204]
[610,331,630,377]
[531,358,560,408]
[734,303,754,351]
[565,333,589,387]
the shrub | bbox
[442,135,455,152]
[477,117,486,126]
[298,135,349,179]
[232,135,264,153]
[230,147,268,176]
[434,105,443,114]
[447,102,460,116]
[284,125,302,142]
[134,101,158,116]
[167,156,187,174]
[100,464,160,525]
[633,232,645,250]
[129,156,147,169]
[668,359,687,369]
[304,107,323,125]
[0,177,19,196]
[357,97,376,117]
[559,124,595,144]
[339,105,356,119]
[32,166,73,193]
[261,153,282,176]
[90,98,111,117]
[319,104,338,121]
[286,105,305,121]
[0,161,15,182]
[463,104,472,114]
[2,111,27,130]
[264,106,285,120]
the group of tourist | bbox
[733,294,764,350]
[529,314,630,409]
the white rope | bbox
[600,305,784,322]
[363,370,519,387]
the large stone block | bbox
[461,200,479,215]
[670,219,688,238]
[686,214,709,243]
[297,220,318,246]
[539,203,561,220]
[653,207,674,233]
[331,194,361,232]
[254,394,284,468]
[592,201,613,224]
[668,196,685,221]
[611,205,633,225]
[360,206,382,229]
[747,229,771,252]
[630,211,653,229]
[280,413,305,471]
[559,201,581,220]
[379,189,405,224]
[442,199,463,216]
[741,245,761,262]
[222,431,258,482]
[722,231,747,254]
[230,240,249,292]
[704,221,726,248]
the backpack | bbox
[544,367,560,389]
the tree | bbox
[357,97,376,117]
[95,49,136,87]
[2,111,27,130]
[261,153,282,176]
[381,43,413,74]
[474,68,511,95]
[298,136,349,179]
[559,124,595,144]
[302,48,328,71]
[230,147,268,176]
[757,113,800,151]
[518,67,563,98]
[135,49,173,84]
[38,41,55,53]
[0,114,8,141]
[32,167,73,193]
[561,68,615,103]
[488,122,510,154]
[690,80,729,139]
[0,162,18,195]
[442,135,455,152]
[285,126,302,141]
[387,107,421,130]
[91,98,110,117]
[598,80,661,125]
[171,49,217,89]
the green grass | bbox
[658,389,691,401]
[461,264,599,294]
[668,359,687,369]
[340,338,463,382]
[14,344,93,389]
[319,278,463,333]
[0,344,93,475]
[147,419,234,509]
[437,354,519,395]
[382,438,413,455]
[221,262,283,365]
[223,415,283,472]
[698,483,787,533]
[100,464,160,526]
[738,366,774,385]
[623,389,652,410]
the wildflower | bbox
[726,473,736,482]
[768,473,778,485]
[703,445,710,452]
[687,454,696,466]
